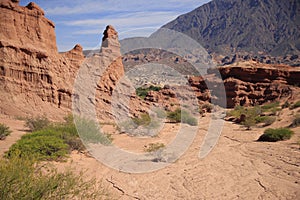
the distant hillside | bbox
[162,0,300,57]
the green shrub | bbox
[255,116,276,126]
[0,156,111,200]
[281,101,290,109]
[228,105,261,117]
[227,105,245,118]
[167,109,198,126]
[290,100,300,110]
[6,130,69,161]
[240,106,261,130]
[201,103,213,113]
[261,101,280,111]
[25,116,50,132]
[7,115,112,161]
[153,108,167,119]
[242,115,256,130]
[40,118,85,152]
[0,123,11,140]
[136,85,162,99]
[290,115,300,128]
[144,143,165,152]
[132,113,151,126]
[74,117,112,145]
[258,128,294,142]
[228,105,279,129]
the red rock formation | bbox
[0,0,57,54]
[0,1,84,119]
[0,1,145,121]
[188,63,299,108]
[93,25,149,121]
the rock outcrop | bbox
[74,25,149,122]
[0,0,84,119]
[0,1,147,122]
[0,0,57,54]
[188,62,300,108]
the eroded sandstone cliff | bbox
[0,0,84,119]
[188,62,300,108]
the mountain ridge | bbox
[162,0,300,58]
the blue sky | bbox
[20,0,211,51]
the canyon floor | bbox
[1,107,299,200]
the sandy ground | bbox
[1,110,299,199]
[55,112,300,200]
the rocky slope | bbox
[162,0,300,63]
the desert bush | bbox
[262,116,276,126]
[242,115,256,130]
[0,123,11,140]
[240,106,261,130]
[261,101,280,111]
[144,143,165,152]
[0,156,111,200]
[153,108,167,119]
[228,105,261,117]
[228,105,279,129]
[167,109,181,123]
[45,116,85,151]
[25,116,50,132]
[290,115,300,128]
[227,105,245,118]
[167,109,197,126]
[136,85,161,99]
[261,101,282,115]
[7,115,112,161]
[74,117,112,145]
[290,100,300,110]
[6,129,69,161]
[132,113,151,126]
[258,128,294,142]
[201,103,213,113]
[255,116,276,127]
[281,101,290,109]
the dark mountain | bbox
[162,0,300,57]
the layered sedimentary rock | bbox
[188,62,300,108]
[0,0,84,119]
[73,25,149,122]
[0,1,146,121]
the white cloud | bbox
[63,11,178,27]
[45,0,211,15]
[63,11,179,39]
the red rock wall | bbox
[189,65,298,108]
[0,1,84,119]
